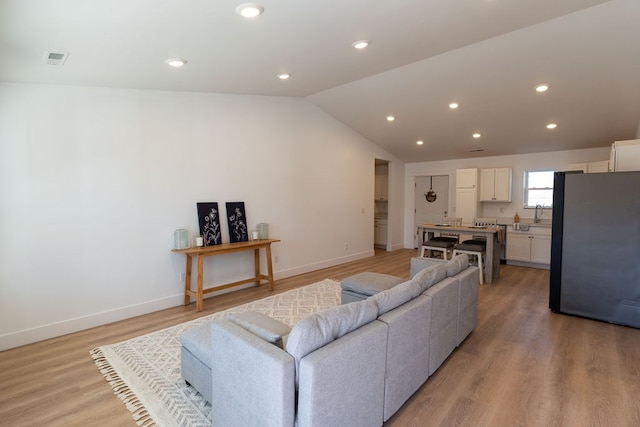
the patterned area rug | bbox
[90,279,341,427]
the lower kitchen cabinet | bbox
[506,227,551,267]
[374,220,387,247]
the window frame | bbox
[523,169,555,209]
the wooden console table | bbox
[172,239,280,312]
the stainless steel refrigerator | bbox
[549,171,640,328]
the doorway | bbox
[414,175,449,248]
[374,159,389,250]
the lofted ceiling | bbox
[1,0,639,162]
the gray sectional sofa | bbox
[180,255,479,427]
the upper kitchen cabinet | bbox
[375,174,388,200]
[456,168,478,188]
[567,160,609,173]
[455,168,479,224]
[375,163,389,201]
[480,168,512,202]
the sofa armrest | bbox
[210,319,295,427]
[225,311,291,348]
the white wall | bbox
[0,83,404,350]
[404,147,611,247]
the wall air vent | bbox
[468,148,485,153]
[43,51,68,66]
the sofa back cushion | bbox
[410,257,446,279]
[371,280,422,315]
[446,254,469,277]
[412,264,448,293]
[286,298,378,364]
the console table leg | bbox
[254,248,260,286]
[266,244,274,291]
[196,255,204,312]
[184,255,192,306]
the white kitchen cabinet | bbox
[506,226,551,267]
[455,168,479,225]
[610,139,640,172]
[375,174,388,200]
[586,160,609,173]
[374,220,387,247]
[455,188,478,225]
[480,167,512,202]
[567,160,609,173]
[530,235,551,264]
[456,168,478,189]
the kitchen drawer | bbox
[507,226,551,236]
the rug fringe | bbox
[90,347,157,427]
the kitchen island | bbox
[418,223,504,284]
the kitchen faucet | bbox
[534,204,543,223]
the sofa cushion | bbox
[341,272,405,297]
[285,298,378,363]
[453,242,486,252]
[409,257,446,279]
[371,280,422,315]
[412,264,447,293]
[180,323,212,366]
[446,254,469,277]
[225,311,291,349]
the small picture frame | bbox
[197,202,221,246]
[226,202,248,243]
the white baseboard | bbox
[0,250,375,351]
[272,250,375,279]
[0,294,184,351]
[387,242,408,251]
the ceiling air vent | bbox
[468,148,485,153]
[43,51,68,66]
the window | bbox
[524,170,554,208]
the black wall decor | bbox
[226,201,248,243]
[197,202,221,246]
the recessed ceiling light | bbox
[386,115,395,122]
[352,40,370,49]
[164,58,187,67]
[236,3,264,18]
[536,84,549,92]
[449,102,459,109]
[472,133,481,139]
[277,73,291,80]
[546,123,557,129]
[416,140,424,146]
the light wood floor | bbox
[1,249,639,426]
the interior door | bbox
[414,175,449,248]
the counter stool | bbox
[452,217,496,284]
[420,217,462,260]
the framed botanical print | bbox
[226,202,248,243]
[196,202,221,246]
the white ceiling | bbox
[2,0,639,162]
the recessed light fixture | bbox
[472,133,481,139]
[546,123,557,129]
[416,140,424,146]
[536,84,549,92]
[164,58,187,67]
[352,40,369,49]
[449,102,459,109]
[235,3,264,18]
[277,73,291,80]
[386,115,395,122]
